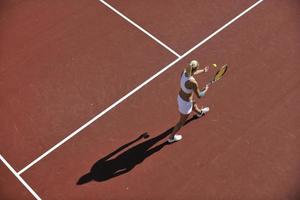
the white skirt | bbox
[177,95,193,115]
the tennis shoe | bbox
[196,106,210,117]
[168,134,182,143]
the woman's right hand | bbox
[199,84,209,97]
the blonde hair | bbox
[185,60,199,76]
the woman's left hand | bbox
[204,66,209,72]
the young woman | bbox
[168,60,210,143]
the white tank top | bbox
[180,72,195,94]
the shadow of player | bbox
[77,114,199,184]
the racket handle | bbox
[207,80,214,86]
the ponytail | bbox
[186,60,199,76]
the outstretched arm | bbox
[193,66,209,75]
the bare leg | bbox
[169,113,189,140]
[192,101,202,115]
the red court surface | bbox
[1,0,300,199]
[105,0,259,53]
[0,0,175,170]
[0,162,34,200]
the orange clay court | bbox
[1,0,300,199]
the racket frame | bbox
[207,64,228,86]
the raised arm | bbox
[193,66,209,75]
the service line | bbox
[98,0,181,58]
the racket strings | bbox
[214,65,227,81]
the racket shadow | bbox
[76,114,200,185]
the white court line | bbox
[0,155,42,200]
[18,0,264,175]
[98,0,181,58]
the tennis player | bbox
[168,60,210,143]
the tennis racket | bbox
[207,64,228,86]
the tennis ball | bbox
[212,64,217,67]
